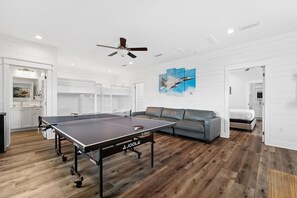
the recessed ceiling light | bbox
[227,29,234,34]
[129,62,133,65]
[35,35,43,40]
[71,63,75,66]
[122,64,127,67]
[108,70,111,73]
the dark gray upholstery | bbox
[161,108,184,120]
[151,117,177,122]
[131,111,145,117]
[184,109,215,121]
[134,114,152,119]
[175,120,204,133]
[133,107,221,143]
[145,107,163,117]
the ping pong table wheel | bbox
[62,155,67,162]
[137,152,142,159]
[74,180,82,188]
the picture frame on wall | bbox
[13,82,33,101]
[159,67,196,96]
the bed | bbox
[230,109,257,132]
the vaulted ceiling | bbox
[0,0,297,73]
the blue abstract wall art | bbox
[159,67,196,96]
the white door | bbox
[33,108,43,126]
[10,108,22,129]
[42,72,47,115]
[262,67,265,143]
[21,108,33,128]
[250,83,263,118]
[135,83,145,112]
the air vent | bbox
[207,34,219,45]
[239,22,260,31]
[154,53,163,57]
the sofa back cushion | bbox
[184,109,215,121]
[161,108,184,120]
[145,107,163,117]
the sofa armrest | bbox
[204,117,221,141]
[132,111,145,117]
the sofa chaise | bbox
[132,107,221,143]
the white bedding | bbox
[230,109,255,121]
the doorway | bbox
[2,58,53,147]
[247,82,263,119]
[134,82,145,112]
[10,66,47,131]
[225,65,266,142]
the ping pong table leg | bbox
[151,132,154,167]
[99,148,103,198]
[72,145,83,188]
[74,146,78,172]
[56,134,67,161]
[55,133,57,151]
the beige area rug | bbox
[269,169,297,198]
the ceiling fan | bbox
[96,37,148,58]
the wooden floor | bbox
[1,123,297,198]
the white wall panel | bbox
[57,66,116,86]
[0,61,3,112]
[118,32,297,150]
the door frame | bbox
[245,80,263,109]
[133,82,145,112]
[2,58,53,147]
[224,62,269,144]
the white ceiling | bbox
[0,0,297,74]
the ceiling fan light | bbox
[118,49,126,57]
[227,28,235,34]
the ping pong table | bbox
[39,113,174,197]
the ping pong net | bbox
[40,113,123,126]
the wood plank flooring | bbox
[1,122,297,197]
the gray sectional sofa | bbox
[132,107,221,143]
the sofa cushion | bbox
[151,116,178,122]
[161,108,184,120]
[175,120,205,133]
[134,114,151,119]
[184,109,215,121]
[145,107,163,117]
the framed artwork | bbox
[159,67,196,96]
[13,83,33,101]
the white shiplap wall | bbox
[57,65,117,86]
[268,56,297,149]
[0,59,3,111]
[118,31,297,150]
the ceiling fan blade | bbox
[127,47,148,51]
[96,44,118,50]
[127,52,137,58]
[108,51,118,56]
[120,37,126,47]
